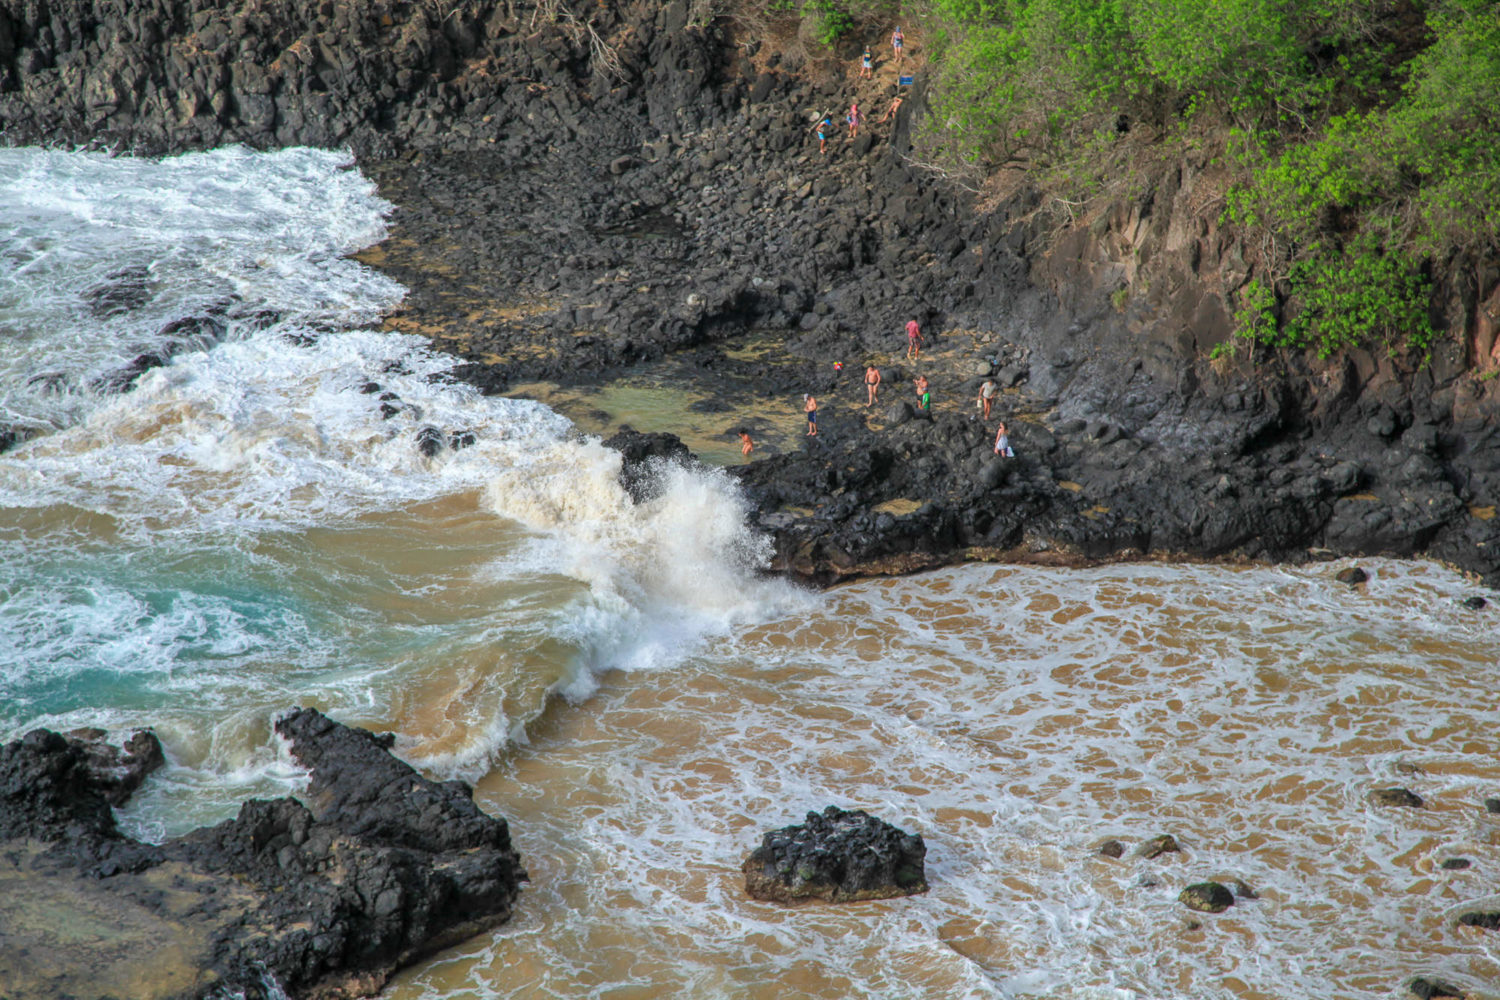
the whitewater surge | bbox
[0,145,800,816]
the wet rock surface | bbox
[1409,978,1467,1000]
[1,0,1498,587]
[1371,787,1425,809]
[1178,881,1234,913]
[0,709,525,1000]
[1137,833,1182,859]
[742,805,928,904]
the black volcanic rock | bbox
[742,805,928,904]
[0,709,525,1000]
[604,427,699,503]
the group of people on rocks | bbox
[812,28,908,155]
[768,319,1014,462]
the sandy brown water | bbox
[381,560,1500,1000]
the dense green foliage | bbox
[911,0,1500,359]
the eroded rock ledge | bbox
[0,708,525,1000]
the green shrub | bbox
[803,0,854,46]
[905,0,1499,361]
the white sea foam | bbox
[0,145,803,804]
[0,145,401,433]
[378,559,1500,1000]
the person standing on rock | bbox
[804,394,819,436]
[865,364,882,407]
[812,114,831,154]
[860,46,873,79]
[905,318,922,360]
[892,26,904,65]
[847,102,862,138]
[994,420,1013,457]
[739,429,755,459]
[977,378,997,420]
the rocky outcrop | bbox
[742,805,927,904]
[604,427,701,503]
[0,709,525,1000]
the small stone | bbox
[1179,881,1234,913]
[1485,797,1500,814]
[1458,911,1500,930]
[1137,834,1181,859]
[1230,878,1258,899]
[1098,840,1125,859]
[1371,787,1424,808]
[1461,596,1488,610]
[1335,566,1368,585]
[1440,858,1471,871]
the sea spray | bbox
[0,145,804,823]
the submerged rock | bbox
[0,708,525,1000]
[1335,566,1369,585]
[1179,881,1235,913]
[742,805,927,904]
[1371,787,1424,808]
[1458,911,1500,930]
[1098,839,1125,858]
[1137,833,1181,859]
[416,424,445,457]
[1409,977,1466,999]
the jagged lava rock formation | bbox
[0,708,525,1000]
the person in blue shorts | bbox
[860,46,872,79]
[804,394,819,435]
[812,114,831,154]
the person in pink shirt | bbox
[905,318,922,360]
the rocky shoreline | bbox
[1,4,1498,988]
[2,0,1497,589]
[0,710,525,1000]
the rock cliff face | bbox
[0,0,1496,587]
[0,709,526,1000]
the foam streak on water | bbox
[386,560,1500,1000]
